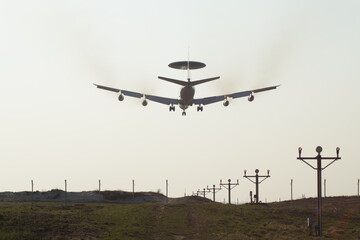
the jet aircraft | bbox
[94,61,279,116]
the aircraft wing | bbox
[193,85,280,105]
[94,84,179,105]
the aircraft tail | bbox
[158,76,220,86]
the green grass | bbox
[0,196,358,240]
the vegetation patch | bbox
[0,196,358,239]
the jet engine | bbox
[248,93,254,102]
[223,99,229,107]
[118,94,124,101]
[142,99,148,106]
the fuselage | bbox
[179,85,195,110]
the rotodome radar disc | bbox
[168,61,206,70]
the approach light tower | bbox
[243,169,270,204]
[297,146,341,237]
[220,179,239,204]
[207,185,222,202]
[197,188,211,198]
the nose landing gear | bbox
[182,111,186,116]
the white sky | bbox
[0,0,359,203]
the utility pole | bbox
[243,169,270,204]
[220,179,239,204]
[207,185,222,202]
[291,179,293,201]
[357,179,359,196]
[98,179,101,192]
[297,146,341,237]
[250,191,253,203]
[324,179,326,198]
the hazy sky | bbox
[0,0,359,203]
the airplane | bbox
[94,60,280,116]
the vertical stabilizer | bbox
[187,47,190,81]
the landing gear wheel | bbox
[197,106,203,112]
[182,111,186,116]
[169,105,175,112]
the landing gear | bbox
[182,111,186,116]
[197,105,203,112]
[169,105,175,112]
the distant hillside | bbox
[0,195,358,240]
[0,190,211,204]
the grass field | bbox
[0,196,358,240]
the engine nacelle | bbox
[248,93,254,102]
[118,94,124,101]
[142,99,148,106]
[223,100,229,107]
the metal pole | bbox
[297,146,341,237]
[250,191,253,203]
[207,185,221,202]
[98,179,101,192]
[65,179,67,204]
[255,171,259,204]
[132,179,135,198]
[166,179,168,203]
[228,179,231,204]
[220,179,238,204]
[358,179,359,196]
[212,185,216,202]
[31,180,34,206]
[317,155,322,236]
[244,169,270,204]
[324,179,326,198]
[291,179,293,200]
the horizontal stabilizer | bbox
[190,76,220,86]
[158,76,220,86]
[158,76,188,86]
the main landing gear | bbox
[169,105,175,112]
[197,105,203,112]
